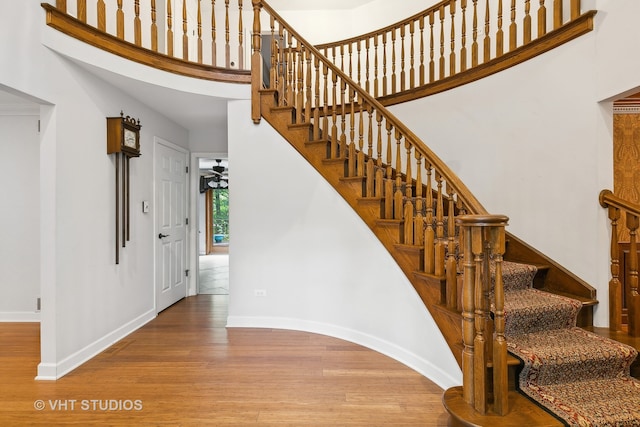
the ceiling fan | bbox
[200,159,229,191]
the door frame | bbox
[189,151,228,296]
[154,136,189,312]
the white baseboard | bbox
[0,311,40,322]
[226,315,461,390]
[36,309,156,380]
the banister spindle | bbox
[571,0,580,20]
[134,0,141,46]
[424,163,435,274]
[116,0,124,39]
[523,0,531,44]
[391,28,397,94]
[373,34,379,97]
[250,0,261,123]
[553,0,563,29]
[97,0,106,31]
[409,21,415,89]
[331,72,339,158]
[322,62,329,142]
[434,173,445,276]
[77,0,87,22]
[483,0,491,63]
[509,0,517,51]
[356,40,362,88]
[460,0,468,72]
[382,33,388,96]
[56,0,67,13]
[269,17,276,88]
[394,131,403,220]
[305,47,313,124]
[414,153,424,246]
[197,0,203,62]
[296,46,304,123]
[627,213,639,336]
[167,0,174,57]
[438,5,445,80]
[313,56,320,141]
[450,0,457,76]
[491,221,508,415]
[225,0,230,67]
[400,25,406,92]
[538,0,547,37]
[182,0,188,60]
[496,0,504,57]
[151,0,158,51]
[608,206,622,332]
[384,122,394,219]
[471,0,478,67]
[446,184,458,310]
[419,16,425,85]
[365,38,370,93]
[237,0,244,69]
[211,0,217,66]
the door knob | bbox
[158,233,170,239]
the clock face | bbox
[124,128,137,148]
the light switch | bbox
[142,200,149,213]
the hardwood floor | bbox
[0,295,450,426]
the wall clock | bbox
[107,111,142,264]
[107,111,141,157]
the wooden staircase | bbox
[258,87,597,362]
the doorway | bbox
[198,158,229,295]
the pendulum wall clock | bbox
[107,111,142,264]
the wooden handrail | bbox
[315,0,592,103]
[600,189,640,337]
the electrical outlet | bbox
[254,289,267,297]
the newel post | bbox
[251,0,263,124]
[457,214,509,416]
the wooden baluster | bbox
[348,43,353,80]
[182,0,189,60]
[374,114,383,197]
[435,173,445,276]
[628,213,639,337]
[450,0,457,76]
[348,88,356,175]
[237,0,243,69]
[373,34,379,97]
[400,25,406,92]
[571,0,580,20]
[496,0,504,57]
[305,47,313,126]
[419,16,425,86]
[211,0,217,66]
[116,0,124,39]
[472,225,487,414]
[357,40,362,88]
[225,0,230,67]
[167,0,174,57]
[322,62,329,144]
[376,111,383,167]
[278,25,286,105]
[608,206,622,332]
[438,5,445,80]
[340,45,345,79]
[509,0,517,51]
[446,184,457,310]
[357,101,365,177]
[97,0,105,31]
[483,0,491,63]
[151,0,158,51]
[296,46,304,124]
[414,153,424,246]
[313,56,320,141]
[365,38,370,94]
[460,219,475,405]
[429,11,435,83]
[77,0,86,22]
[538,0,547,37]
[405,140,412,200]
[391,28,397,94]
[491,220,508,415]
[523,0,531,44]
[553,0,562,29]
[394,131,403,220]
[351,92,360,177]
[409,21,415,89]
[404,197,414,245]
[269,17,276,88]
[331,72,338,158]
[196,0,203,62]
[384,122,394,219]
[366,105,375,197]
[56,0,67,13]
[286,32,294,106]
[340,80,347,159]
[471,0,478,67]
[382,33,388,96]
[250,0,261,123]
[460,0,467,72]
[424,163,435,274]
[134,0,141,46]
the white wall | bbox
[227,100,461,389]
[0,113,40,321]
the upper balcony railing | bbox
[43,0,252,83]
[316,0,595,105]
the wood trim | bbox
[205,189,213,254]
[377,11,597,107]
[41,3,251,84]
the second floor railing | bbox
[316,0,595,104]
[600,189,640,338]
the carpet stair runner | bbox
[500,261,640,426]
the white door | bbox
[155,139,188,312]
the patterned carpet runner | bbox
[499,261,640,426]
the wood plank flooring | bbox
[0,295,451,426]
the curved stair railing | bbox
[600,189,640,338]
[43,0,251,83]
[315,0,596,105]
